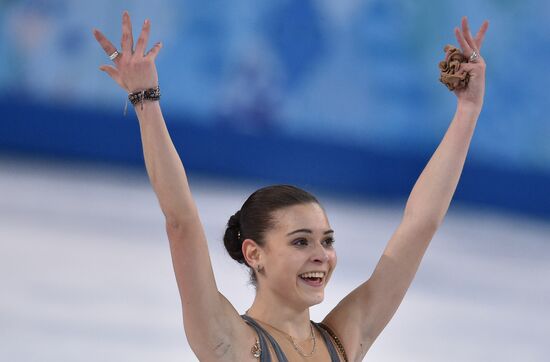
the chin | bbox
[308,295,324,307]
[295,276,329,306]
[301,287,326,307]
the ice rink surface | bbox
[1,158,548,362]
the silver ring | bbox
[109,50,120,61]
[469,50,479,63]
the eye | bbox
[293,238,308,247]
[323,237,335,247]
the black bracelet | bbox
[128,85,161,110]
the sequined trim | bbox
[318,323,348,362]
[251,338,261,359]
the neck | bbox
[246,290,312,340]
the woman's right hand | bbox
[93,11,162,93]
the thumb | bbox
[99,65,118,78]
[99,65,127,90]
[146,42,163,60]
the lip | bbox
[297,275,325,288]
[298,277,325,288]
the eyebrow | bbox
[286,228,334,236]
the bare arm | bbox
[323,17,490,360]
[94,12,251,361]
[362,101,481,339]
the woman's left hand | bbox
[452,17,489,109]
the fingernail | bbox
[144,19,150,25]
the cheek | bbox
[329,249,337,266]
[271,251,301,276]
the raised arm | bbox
[93,12,251,361]
[323,17,490,360]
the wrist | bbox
[134,98,163,125]
[129,85,160,108]
[135,98,161,115]
[455,102,481,130]
[456,100,482,116]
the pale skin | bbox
[94,12,489,361]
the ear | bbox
[242,238,262,267]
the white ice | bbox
[0,158,548,362]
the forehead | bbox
[271,203,330,232]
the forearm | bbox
[403,102,481,227]
[135,101,197,224]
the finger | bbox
[135,19,151,56]
[99,65,127,89]
[474,20,489,50]
[458,62,479,72]
[145,42,163,60]
[454,27,472,55]
[121,10,134,54]
[461,16,478,53]
[457,59,485,79]
[93,29,120,63]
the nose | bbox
[311,242,329,263]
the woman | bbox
[93,12,489,362]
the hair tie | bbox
[439,45,470,91]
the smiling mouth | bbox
[298,272,326,287]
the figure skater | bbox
[93,12,488,361]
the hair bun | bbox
[227,210,241,231]
[223,210,245,264]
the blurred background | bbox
[1,0,549,361]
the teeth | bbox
[299,272,325,279]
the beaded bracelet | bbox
[127,85,161,112]
[123,85,160,116]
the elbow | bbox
[165,202,198,227]
[165,216,191,235]
[165,214,183,230]
[402,207,442,233]
[165,207,199,235]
